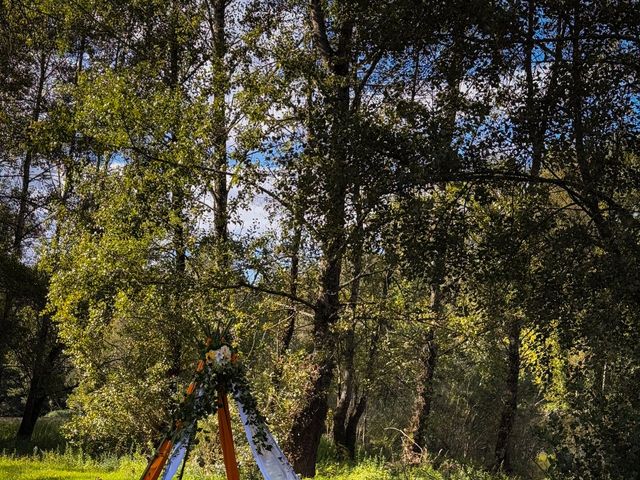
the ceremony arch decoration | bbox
[140,337,299,480]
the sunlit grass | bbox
[0,455,139,480]
[0,451,226,480]
[0,453,515,480]
[0,416,514,479]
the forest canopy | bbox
[1,0,639,479]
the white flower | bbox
[215,349,224,363]
[210,345,233,364]
[219,345,232,361]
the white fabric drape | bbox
[161,386,204,480]
[160,433,189,480]
[234,397,300,480]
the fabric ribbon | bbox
[234,394,300,480]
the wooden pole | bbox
[140,338,212,480]
[140,437,173,480]
[217,388,240,480]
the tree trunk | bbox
[493,317,521,472]
[209,0,228,246]
[343,273,390,457]
[13,51,47,257]
[16,382,47,443]
[270,221,301,396]
[403,29,463,459]
[338,302,386,459]
[524,0,543,177]
[169,189,187,387]
[333,190,363,459]
[286,359,333,475]
[333,327,355,456]
[406,229,447,460]
[285,128,348,475]
[285,242,344,476]
[568,4,615,249]
[4,51,48,381]
[284,3,352,475]
[0,297,13,404]
[13,37,86,436]
[344,395,367,459]
[167,3,185,388]
[404,33,461,455]
[4,48,48,424]
[406,326,438,460]
[16,317,62,442]
[281,222,302,355]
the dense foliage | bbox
[1,0,639,479]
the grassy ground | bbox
[0,454,509,480]
[0,413,67,453]
[0,453,145,480]
[0,414,510,479]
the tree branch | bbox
[352,49,383,111]
[219,281,317,311]
[309,0,334,62]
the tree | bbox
[2,1,639,477]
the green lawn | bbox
[0,414,223,479]
[0,453,227,480]
[0,415,510,479]
[0,454,511,480]
[0,455,142,480]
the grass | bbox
[0,448,229,480]
[0,452,233,479]
[0,414,512,479]
[0,417,223,479]
[0,454,511,480]
[0,453,144,480]
[0,412,67,453]
[315,458,512,480]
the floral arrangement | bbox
[166,336,272,453]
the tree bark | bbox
[406,325,438,460]
[13,51,47,257]
[1,48,48,414]
[405,48,458,454]
[280,222,302,355]
[405,228,446,460]
[342,273,391,457]
[344,395,367,459]
[209,0,229,246]
[333,188,363,459]
[16,379,47,443]
[339,303,386,459]
[524,0,543,177]
[493,317,521,472]
[285,236,345,476]
[16,317,62,442]
[285,117,349,475]
[284,3,353,475]
[333,327,355,456]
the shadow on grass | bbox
[0,411,68,454]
